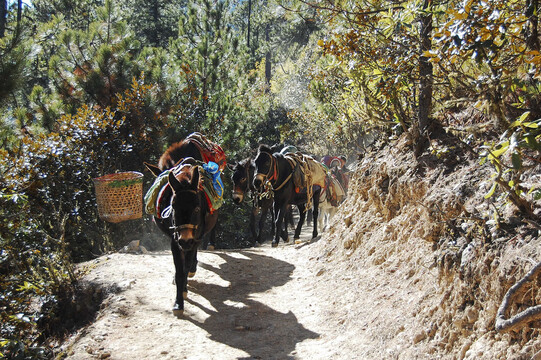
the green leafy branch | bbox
[481,111,541,221]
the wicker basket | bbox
[93,172,144,223]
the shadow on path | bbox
[185,250,319,359]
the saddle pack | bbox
[144,160,224,218]
[186,132,226,172]
[284,153,309,192]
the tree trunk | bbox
[247,0,252,48]
[151,0,159,46]
[418,0,433,134]
[0,0,7,38]
[414,0,433,156]
[526,0,540,51]
[265,23,271,89]
[496,260,541,333]
[17,0,22,26]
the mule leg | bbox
[287,205,294,230]
[270,205,276,240]
[312,188,321,239]
[318,207,326,231]
[206,225,216,251]
[294,203,306,240]
[258,206,269,245]
[188,246,198,278]
[171,240,186,317]
[250,207,258,246]
[273,203,287,247]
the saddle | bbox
[283,152,310,192]
[283,152,318,211]
[186,132,226,172]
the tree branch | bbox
[496,260,541,332]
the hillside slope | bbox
[312,133,541,359]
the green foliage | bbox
[168,0,263,154]
[314,0,423,131]
[0,30,28,106]
[0,180,75,359]
[45,1,143,112]
[32,0,102,30]
[118,0,182,47]
[0,77,167,356]
[431,0,541,129]
[481,111,541,218]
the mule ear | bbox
[191,166,200,190]
[144,162,162,177]
[168,171,182,192]
[258,144,272,153]
[227,162,236,172]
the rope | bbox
[285,152,314,212]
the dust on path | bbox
[62,230,340,360]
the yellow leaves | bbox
[463,0,474,15]
[448,7,468,21]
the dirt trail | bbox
[62,227,342,360]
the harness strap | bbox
[266,152,278,182]
[273,173,293,191]
[171,224,198,231]
[271,156,295,191]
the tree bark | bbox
[0,0,7,38]
[526,0,540,51]
[17,0,22,26]
[150,0,159,46]
[418,0,433,134]
[496,260,541,332]
[247,0,252,48]
[265,23,271,89]
[413,0,433,156]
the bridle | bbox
[164,189,200,238]
[255,151,292,192]
[258,151,278,183]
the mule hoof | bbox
[183,291,188,300]
[271,241,278,248]
[188,272,196,278]
[173,303,184,318]
[173,308,184,318]
[207,245,215,251]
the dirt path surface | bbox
[62,228,342,360]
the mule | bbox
[318,173,347,231]
[253,145,325,247]
[330,161,349,194]
[230,157,275,246]
[144,133,224,317]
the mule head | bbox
[231,158,254,204]
[168,165,203,251]
[253,145,274,189]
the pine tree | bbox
[170,0,247,138]
[118,0,184,48]
[40,0,146,121]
